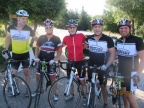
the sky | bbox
[66,0,106,16]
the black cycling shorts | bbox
[119,71,131,91]
[12,52,29,70]
[88,69,107,85]
[67,60,86,78]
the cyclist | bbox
[3,10,38,96]
[31,19,62,101]
[62,19,87,106]
[85,18,115,108]
[116,19,144,108]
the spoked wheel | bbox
[3,76,32,108]
[89,84,96,108]
[48,77,81,108]
[34,75,44,108]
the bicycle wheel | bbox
[117,93,122,108]
[3,75,32,108]
[48,77,81,108]
[34,75,44,108]
[89,84,96,108]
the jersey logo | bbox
[89,45,103,52]
[118,48,130,55]
[12,34,26,40]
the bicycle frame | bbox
[64,67,76,96]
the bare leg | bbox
[23,68,30,85]
[80,79,87,97]
[101,85,108,104]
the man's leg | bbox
[122,87,129,108]
[101,85,108,104]
[80,79,87,97]
[23,68,30,85]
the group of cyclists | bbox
[2,9,144,108]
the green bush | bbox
[0,30,6,37]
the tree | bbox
[106,0,144,35]
[55,9,80,29]
[78,7,91,31]
[0,0,66,32]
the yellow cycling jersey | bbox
[7,25,35,54]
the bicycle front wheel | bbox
[3,75,32,108]
[89,84,96,108]
[48,77,81,108]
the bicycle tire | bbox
[89,83,96,108]
[48,77,81,108]
[3,75,32,108]
[34,75,44,108]
[117,93,122,108]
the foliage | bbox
[77,7,91,31]
[106,0,144,35]
[55,9,79,29]
[0,0,66,31]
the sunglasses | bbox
[45,26,53,29]
[68,26,77,29]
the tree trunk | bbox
[4,24,7,32]
[131,20,135,35]
[33,21,37,33]
[9,14,13,25]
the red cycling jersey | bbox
[63,33,86,61]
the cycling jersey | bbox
[36,35,62,61]
[63,33,86,61]
[116,35,144,75]
[7,24,35,54]
[85,34,114,66]
[116,35,144,90]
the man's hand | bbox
[100,64,109,71]
[49,59,55,65]
[2,50,9,59]
[34,58,40,62]
[132,74,140,86]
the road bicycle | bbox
[32,59,60,108]
[86,65,103,108]
[108,62,140,108]
[48,60,83,108]
[3,59,32,108]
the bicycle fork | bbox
[8,70,19,96]
[64,67,75,96]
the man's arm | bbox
[54,48,62,61]
[5,34,11,50]
[106,47,116,66]
[32,36,38,42]
[35,46,40,58]
[137,50,144,75]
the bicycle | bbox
[33,59,58,108]
[108,62,140,108]
[3,59,32,108]
[48,60,83,108]
[86,65,103,108]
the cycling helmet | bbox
[91,18,104,26]
[66,19,78,27]
[118,19,132,27]
[43,19,54,27]
[16,10,29,17]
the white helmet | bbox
[118,19,132,27]
[16,10,29,17]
